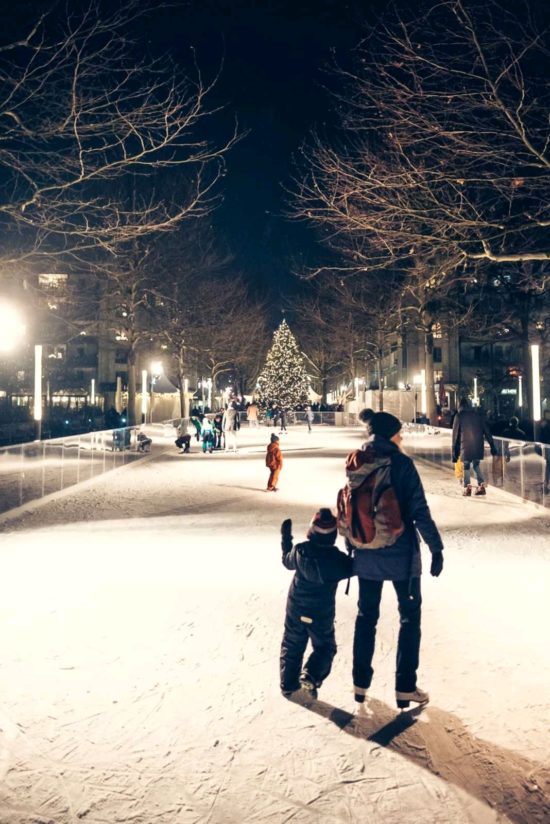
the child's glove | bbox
[281,518,293,554]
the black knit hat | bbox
[371,411,402,440]
[270,433,279,442]
[307,508,337,542]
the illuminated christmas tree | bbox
[257,319,309,408]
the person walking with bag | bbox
[340,412,444,710]
[452,398,497,496]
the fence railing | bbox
[161,410,357,430]
[401,423,550,508]
[0,426,147,518]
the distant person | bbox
[222,403,238,453]
[305,405,314,433]
[200,416,215,454]
[136,431,152,453]
[247,401,259,428]
[342,412,444,710]
[190,415,202,442]
[279,510,353,698]
[452,398,497,496]
[279,408,287,433]
[265,433,283,491]
[501,416,526,460]
[174,421,191,454]
[213,412,224,449]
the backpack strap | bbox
[344,538,353,595]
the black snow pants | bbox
[353,577,421,694]
[280,606,337,693]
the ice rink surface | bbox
[0,424,549,823]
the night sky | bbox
[150,0,392,301]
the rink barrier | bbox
[402,423,550,509]
[160,411,359,430]
[0,426,153,517]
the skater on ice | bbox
[339,412,444,710]
[279,509,352,698]
[265,433,283,491]
[452,397,497,496]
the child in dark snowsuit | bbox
[280,509,353,698]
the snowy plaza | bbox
[0,424,549,824]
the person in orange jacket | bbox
[266,433,283,491]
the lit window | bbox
[38,273,68,288]
[432,322,443,339]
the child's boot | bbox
[475,483,486,495]
[299,673,318,699]
[463,484,472,496]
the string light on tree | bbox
[257,319,309,409]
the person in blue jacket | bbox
[352,412,444,710]
[280,509,352,698]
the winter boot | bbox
[462,484,472,497]
[395,687,429,709]
[300,673,318,699]
[475,483,486,496]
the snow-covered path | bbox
[0,425,549,824]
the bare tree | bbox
[292,0,550,418]
[0,0,238,267]
[295,0,549,269]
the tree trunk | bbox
[127,349,137,426]
[176,350,186,418]
[377,354,384,411]
[424,330,438,424]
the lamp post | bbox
[141,369,147,424]
[150,361,163,423]
[34,344,43,440]
[531,344,541,438]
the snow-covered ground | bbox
[0,424,549,824]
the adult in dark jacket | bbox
[280,509,352,698]
[351,412,444,709]
[452,398,497,496]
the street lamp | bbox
[531,344,541,433]
[0,300,26,352]
[0,301,44,439]
[34,344,43,440]
[141,369,147,423]
[150,361,163,423]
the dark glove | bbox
[505,454,511,463]
[430,552,443,577]
[281,518,293,553]
[490,447,497,457]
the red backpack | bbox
[337,449,405,549]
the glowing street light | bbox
[531,344,541,425]
[0,299,26,352]
[149,361,163,423]
[141,369,148,423]
[34,344,43,439]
